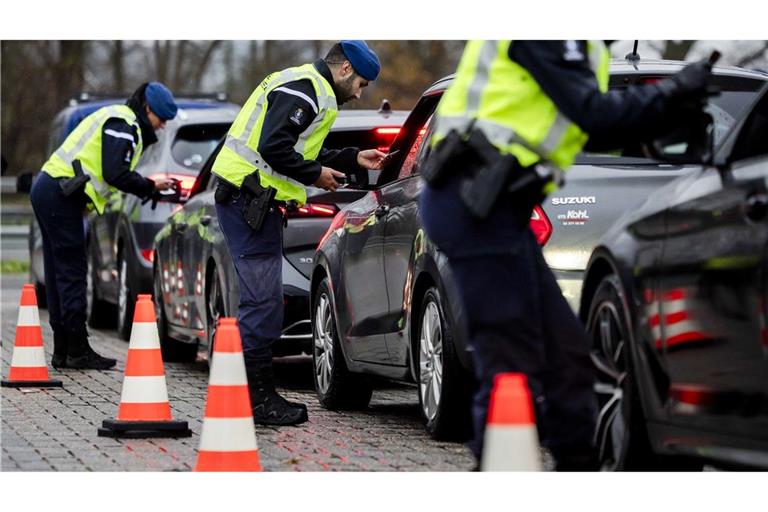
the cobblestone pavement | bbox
[1,274,477,471]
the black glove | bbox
[657,59,712,100]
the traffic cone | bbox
[195,317,262,471]
[98,294,191,438]
[481,373,543,471]
[2,284,62,388]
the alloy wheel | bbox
[419,299,444,423]
[589,298,628,471]
[314,292,335,395]
[207,269,224,358]
[118,257,129,330]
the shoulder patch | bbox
[289,105,307,126]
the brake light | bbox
[284,203,338,218]
[141,249,155,263]
[639,77,663,85]
[149,173,196,197]
[374,126,402,152]
[529,206,552,246]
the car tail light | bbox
[374,126,401,152]
[317,211,346,250]
[529,206,552,246]
[141,249,154,263]
[148,173,197,198]
[283,203,338,218]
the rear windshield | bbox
[171,123,231,170]
[577,74,766,164]
[323,127,401,152]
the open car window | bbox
[576,75,766,165]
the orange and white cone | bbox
[481,373,543,471]
[195,317,262,471]
[2,284,62,388]
[98,294,191,438]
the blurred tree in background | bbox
[2,40,767,176]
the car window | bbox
[578,75,766,164]
[172,123,231,171]
[729,86,768,162]
[398,116,432,180]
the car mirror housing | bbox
[642,111,715,165]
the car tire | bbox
[116,253,136,341]
[587,274,702,471]
[86,246,115,329]
[416,286,473,441]
[205,264,226,365]
[155,260,197,362]
[312,277,373,410]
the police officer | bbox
[212,41,387,426]
[419,40,714,470]
[31,82,178,370]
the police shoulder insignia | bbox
[289,106,306,126]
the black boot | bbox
[51,328,69,369]
[245,361,308,426]
[65,327,117,370]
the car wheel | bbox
[116,253,136,341]
[416,287,473,441]
[312,277,373,409]
[156,260,197,362]
[205,264,225,364]
[86,246,115,329]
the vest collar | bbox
[313,59,339,101]
[132,106,158,147]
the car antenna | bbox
[625,40,640,70]
[378,99,392,117]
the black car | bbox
[85,100,240,339]
[310,61,768,441]
[580,81,768,470]
[152,107,408,362]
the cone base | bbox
[2,379,63,388]
[98,419,192,438]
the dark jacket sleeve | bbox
[316,146,361,174]
[101,118,155,198]
[509,41,676,151]
[258,80,325,186]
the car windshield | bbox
[577,74,765,164]
[171,123,231,170]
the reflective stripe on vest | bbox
[43,105,143,214]
[212,64,338,205]
[433,40,610,171]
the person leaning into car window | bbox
[211,41,387,426]
[30,82,178,370]
[419,40,715,471]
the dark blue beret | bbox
[340,40,381,81]
[145,82,178,121]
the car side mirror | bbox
[15,173,34,194]
[643,111,715,165]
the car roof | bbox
[57,98,241,136]
[423,58,768,96]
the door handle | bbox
[175,222,188,232]
[745,191,768,222]
[375,204,390,218]
[200,215,212,226]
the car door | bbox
[656,86,768,439]
[380,114,434,364]
[337,188,392,363]
[176,171,218,337]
